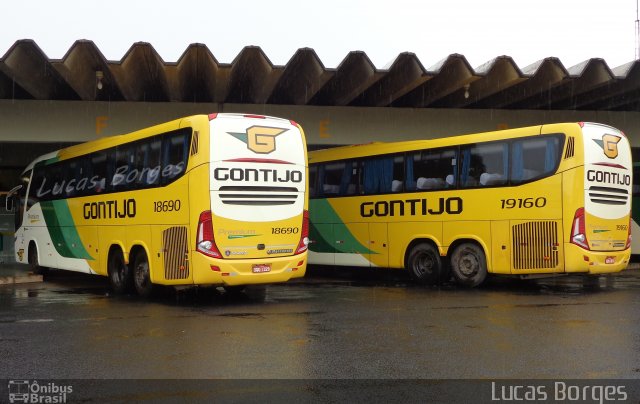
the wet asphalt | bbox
[1,265,640,401]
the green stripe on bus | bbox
[41,200,94,260]
[309,199,374,255]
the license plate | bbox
[605,257,615,264]
[252,264,271,273]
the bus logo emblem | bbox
[229,126,288,154]
[594,134,621,159]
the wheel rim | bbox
[112,255,125,285]
[135,260,149,289]
[458,251,479,278]
[414,252,435,277]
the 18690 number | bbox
[154,200,181,212]
[272,227,299,235]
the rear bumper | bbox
[191,252,307,286]
[564,243,631,274]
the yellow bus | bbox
[308,122,632,287]
[7,113,309,296]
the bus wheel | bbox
[28,243,47,275]
[133,250,154,298]
[451,243,487,288]
[108,249,132,294]
[407,242,442,285]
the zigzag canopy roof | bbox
[0,39,639,110]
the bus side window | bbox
[65,159,87,198]
[462,143,507,187]
[405,154,417,191]
[511,136,561,184]
[162,130,190,185]
[41,163,64,200]
[90,152,109,194]
[29,167,47,204]
[309,165,318,198]
[317,161,360,196]
[340,161,360,196]
[410,148,455,190]
[113,143,136,192]
[321,162,345,196]
[392,155,404,192]
[133,137,161,187]
[363,157,393,194]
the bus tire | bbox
[407,242,442,285]
[451,243,487,288]
[108,249,132,294]
[132,250,154,298]
[28,243,48,275]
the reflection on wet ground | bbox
[2,264,640,381]
[2,264,639,307]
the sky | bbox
[1,0,638,70]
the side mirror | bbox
[5,185,22,212]
[5,195,13,212]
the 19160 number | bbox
[501,197,547,209]
[154,200,181,212]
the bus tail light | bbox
[570,207,590,250]
[626,216,632,250]
[196,210,222,258]
[295,210,309,255]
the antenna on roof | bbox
[636,0,640,60]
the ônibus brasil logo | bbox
[228,126,288,154]
[7,380,73,403]
[593,134,621,159]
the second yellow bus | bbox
[308,122,632,287]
